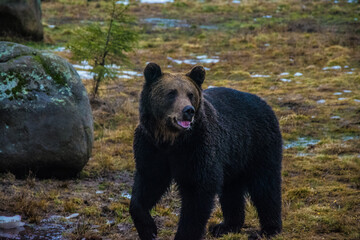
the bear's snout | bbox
[182,105,195,121]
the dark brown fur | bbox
[148,72,201,144]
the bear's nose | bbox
[182,105,195,121]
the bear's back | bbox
[203,87,277,128]
[203,87,282,170]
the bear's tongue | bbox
[177,121,191,129]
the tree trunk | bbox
[92,75,101,99]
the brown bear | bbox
[130,63,282,240]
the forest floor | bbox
[0,0,360,239]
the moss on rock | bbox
[0,41,93,178]
[33,54,67,86]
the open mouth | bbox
[176,120,192,129]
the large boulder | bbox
[0,42,93,178]
[0,0,43,41]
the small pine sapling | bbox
[67,0,138,99]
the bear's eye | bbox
[167,90,177,98]
[187,93,194,101]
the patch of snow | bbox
[323,65,341,70]
[140,0,174,3]
[333,92,342,95]
[96,190,104,194]
[122,70,142,77]
[354,99,360,103]
[196,55,207,59]
[53,46,68,52]
[330,116,341,119]
[143,18,189,28]
[280,78,291,82]
[118,75,132,79]
[297,152,314,157]
[48,25,56,29]
[279,72,289,76]
[346,72,354,74]
[73,64,92,70]
[183,59,197,65]
[116,0,129,5]
[338,98,347,101]
[76,70,94,80]
[199,57,219,64]
[284,137,320,149]
[167,55,219,65]
[263,15,272,18]
[251,74,270,78]
[105,64,121,69]
[121,192,132,199]
[342,136,359,141]
[144,17,217,30]
[81,60,90,65]
[317,99,326,104]
[167,56,183,64]
[294,72,303,77]
[343,90,352,93]
[0,215,25,229]
[65,213,79,219]
[106,219,115,225]
[264,43,270,47]
[233,0,241,3]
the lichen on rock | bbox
[0,41,94,178]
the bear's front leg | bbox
[130,171,171,240]
[174,186,216,240]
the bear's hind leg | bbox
[210,183,246,237]
[248,175,282,237]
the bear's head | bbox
[140,63,205,144]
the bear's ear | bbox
[186,66,205,87]
[144,62,162,84]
